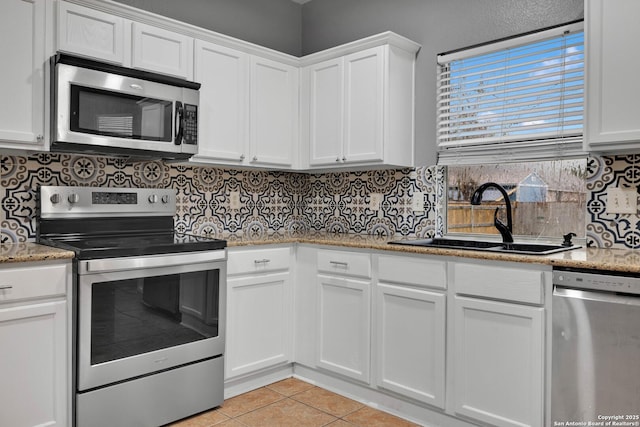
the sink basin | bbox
[389,238,580,255]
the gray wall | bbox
[112,0,303,56]
[301,0,584,166]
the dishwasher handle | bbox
[553,286,640,307]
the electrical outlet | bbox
[412,191,425,213]
[229,191,241,210]
[369,193,383,211]
[606,187,637,214]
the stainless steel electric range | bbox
[37,186,227,427]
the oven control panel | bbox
[39,186,176,218]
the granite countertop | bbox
[227,231,640,274]
[0,242,75,264]
[5,233,640,274]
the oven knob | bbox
[161,195,170,204]
[148,194,158,204]
[50,194,61,204]
[68,193,79,204]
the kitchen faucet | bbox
[470,182,514,245]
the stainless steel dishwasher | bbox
[552,268,640,425]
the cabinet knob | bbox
[161,195,170,204]
[240,154,245,160]
[50,194,61,204]
[342,157,346,162]
[252,156,258,162]
[36,135,44,143]
[68,193,79,204]
[148,194,158,204]
[336,157,341,162]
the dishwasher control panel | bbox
[553,269,640,295]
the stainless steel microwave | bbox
[50,53,200,160]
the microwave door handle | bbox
[175,101,184,145]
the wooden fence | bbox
[447,201,586,237]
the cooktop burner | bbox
[42,232,226,260]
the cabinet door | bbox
[453,296,544,427]
[307,58,344,166]
[0,0,46,148]
[226,272,292,379]
[317,274,370,383]
[249,56,298,167]
[192,40,248,163]
[132,22,193,79]
[375,283,446,408]
[585,0,640,150]
[343,46,384,164]
[57,1,126,64]
[0,301,67,427]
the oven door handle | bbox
[81,250,226,274]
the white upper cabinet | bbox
[584,0,640,152]
[0,0,47,150]
[249,57,299,168]
[131,22,193,79]
[306,58,345,165]
[58,1,193,79]
[302,33,420,170]
[192,40,248,164]
[58,1,126,64]
[192,43,298,169]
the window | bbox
[438,22,586,241]
[446,159,587,241]
[437,21,584,164]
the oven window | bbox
[70,85,172,142]
[91,270,220,365]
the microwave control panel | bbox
[183,104,198,145]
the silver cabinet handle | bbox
[330,261,348,267]
[254,259,271,264]
[0,285,13,290]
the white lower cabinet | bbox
[0,260,70,427]
[451,261,546,427]
[375,254,447,408]
[316,249,371,383]
[225,247,292,380]
[317,274,371,383]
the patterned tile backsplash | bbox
[1,152,639,249]
[0,153,439,244]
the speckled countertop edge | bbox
[0,242,75,264]
[6,234,640,274]
[227,232,640,274]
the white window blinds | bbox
[437,22,585,165]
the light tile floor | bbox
[168,378,420,427]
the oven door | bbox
[76,250,225,391]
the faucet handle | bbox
[562,232,577,247]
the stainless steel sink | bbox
[389,238,580,255]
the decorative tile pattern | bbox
[7,152,639,248]
[0,154,438,243]
[586,155,640,249]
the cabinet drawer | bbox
[453,262,544,305]
[0,262,68,303]
[317,249,371,279]
[378,255,446,289]
[227,247,290,275]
